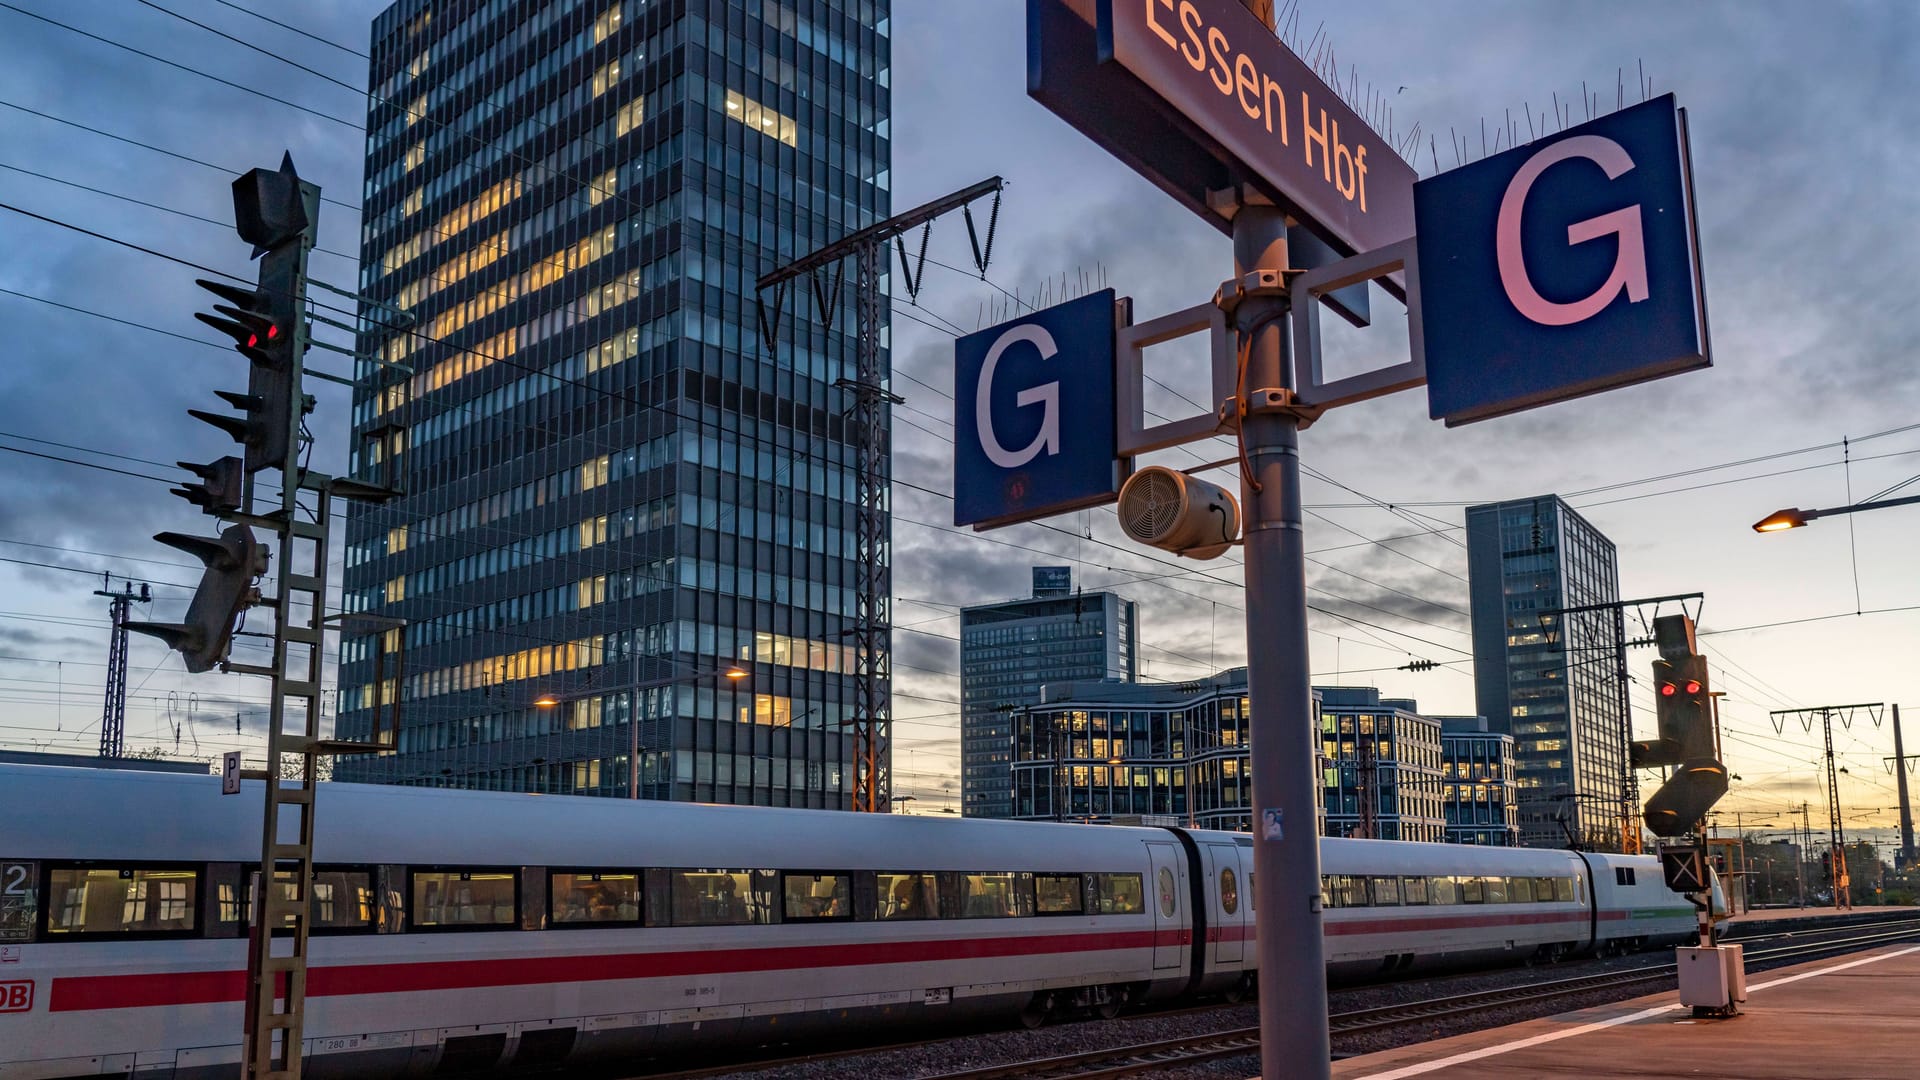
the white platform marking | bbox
[1343,944,1920,1080]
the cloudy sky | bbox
[1,1,1916,848]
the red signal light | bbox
[1661,683,1677,697]
[1685,680,1702,694]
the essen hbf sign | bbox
[1035,0,1416,256]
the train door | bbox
[1207,843,1245,964]
[1146,841,1184,970]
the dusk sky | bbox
[1,1,1916,848]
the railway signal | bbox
[1632,614,1728,838]
[124,525,267,673]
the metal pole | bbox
[1233,201,1331,1080]
[1892,704,1915,869]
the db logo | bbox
[0,980,31,1013]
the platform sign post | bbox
[1018,4,1712,1071]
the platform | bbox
[1723,904,1919,926]
[1334,942,1920,1080]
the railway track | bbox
[906,920,1920,1080]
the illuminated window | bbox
[580,515,608,548]
[739,694,794,727]
[385,576,406,603]
[46,866,199,935]
[581,455,610,490]
[387,526,407,553]
[403,143,424,173]
[616,96,645,136]
[591,59,621,97]
[592,4,621,43]
[724,89,796,146]
[577,575,607,608]
[588,167,618,207]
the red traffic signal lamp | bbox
[124,524,268,673]
[1632,614,1727,838]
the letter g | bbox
[976,324,1061,469]
[1495,134,1650,327]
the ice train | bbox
[0,765,1707,1078]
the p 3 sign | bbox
[1416,94,1710,425]
[954,289,1126,529]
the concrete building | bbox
[335,0,893,807]
[959,568,1136,818]
[1467,495,1626,849]
[1436,716,1520,846]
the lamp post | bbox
[1752,492,1920,532]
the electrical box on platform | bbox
[1677,943,1746,1017]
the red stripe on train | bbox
[48,928,1193,1013]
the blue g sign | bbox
[1416,94,1710,425]
[954,289,1123,528]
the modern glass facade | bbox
[1007,671,1262,830]
[1437,716,1519,846]
[1317,687,1445,843]
[334,0,892,808]
[1007,673,1465,845]
[1466,495,1625,849]
[959,573,1135,818]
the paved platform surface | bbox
[1333,942,1920,1080]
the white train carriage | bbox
[0,766,1195,1078]
[1318,840,1594,975]
[1581,851,1709,954]
[0,765,1713,1078]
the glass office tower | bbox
[334,0,892,808]
[959,569,1137,819]
[1466,495,1625,849]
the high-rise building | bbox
[959,569,1136,818]
[1466,495,1625,849]
[334,0,893,808]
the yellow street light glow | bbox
[724,667,749,680]
[533,695,559,708]
[1752,508,1808,533]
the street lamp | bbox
[1753,492,1920,533]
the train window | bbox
[670,870,775,926]
[1535,877,1560,903]
[550,872,641,925]
[1036,874,1084,915]
[1368,876,1401,906]
[410,870,517,929]
[241,869,375,932]
[1219,868,1238,915]
[1090,873,1143,914]
[1428,876,1458,905]
[1402,876,1429,905]
[782,873,851,920]
[1615,867,1637,887]
[877,872,939,919]
[45,866,198,936]
[1321,876,1334,909]
[1508,877,1535,903]
[1554,877,1576,902]
[958,873,1034,918]
[1157,868,1177,917]
[1459,876,1484,904]
[1482,876,1509,904]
